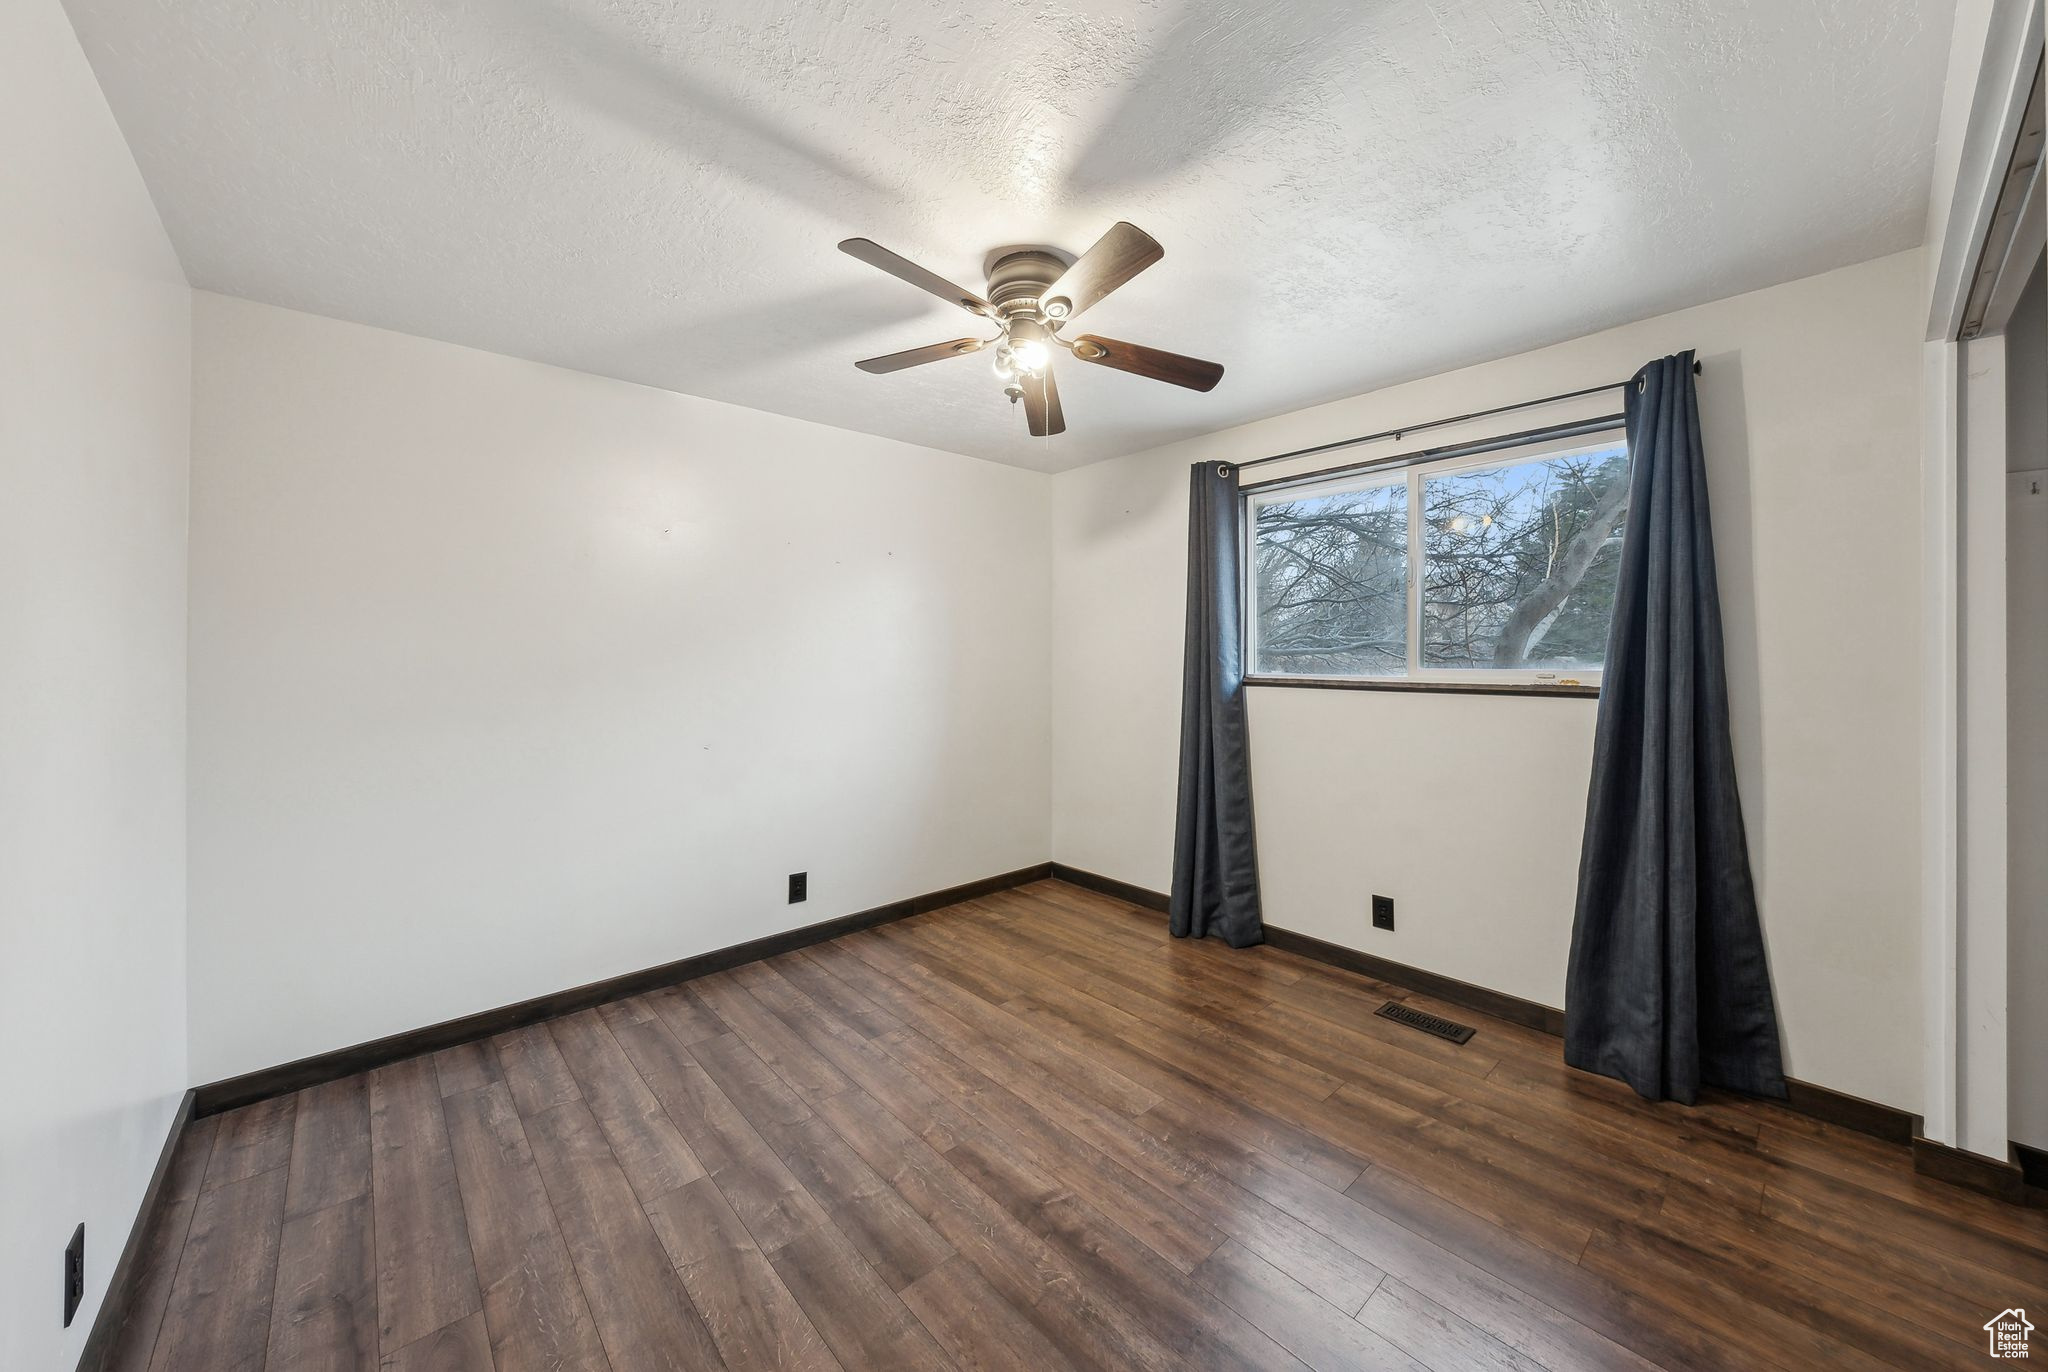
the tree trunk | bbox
[1491,474,1630,667]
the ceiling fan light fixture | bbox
[1009,338,1049,375]
[841,222,1222,439]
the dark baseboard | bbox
[1044,865,1932,1152]
[2019,1142,2048,1191]
[1913,1136,2026,1203]
[75,1089,194,1372]
[181,854,2026,1205]
[1261,924,1569,1037]
[1780,1078,1917,1146]
[1258,901,2009,1193]
[82,856,2041,1358]
[1049,862,1169,913]
[1053,865,1568,1036]
[1055,869,2028,1201]
[195,862,1053,1116]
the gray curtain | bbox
[1170,461,1263,947]
[1564,352,1786,1104]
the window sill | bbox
[1243,675,1600,699]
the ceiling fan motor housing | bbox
[985,249,1066,320]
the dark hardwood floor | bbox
[109,880,2045,1371]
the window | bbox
[1247,429,1629,687]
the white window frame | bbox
[1244,424,1629,690]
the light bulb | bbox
[992,350,1016,381]
[1010,339,1049,374]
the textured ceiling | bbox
[65,0,1952,471]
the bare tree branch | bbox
[1489,471,1630,667]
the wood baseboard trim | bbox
[1913,1136,2026,1203]
[1780,1078,1918,1146]
[2018,1141,2048,1192]
[185,856,2021,1204]
[194,862,1053,1117]
[1261,923,1569,1037]
[1049,862,1169,912]
[1044,865,1925,1151]
[75,1089,195,1372]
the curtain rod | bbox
[1232,358,1702,475]
[1237,414,1628,495]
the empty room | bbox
[6,0,2047,1368]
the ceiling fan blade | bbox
[1021,365,1065,437]
[854,337,987,374]
[1039,222,1163,323]
[1067,334,1223,392]
[839,239,992,316]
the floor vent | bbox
[1375,1001,1475,1044]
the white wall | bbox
[0,2,192,1367]
[2008,253,2047,1152]
[187,294,1051,1083]
[1053,251,1927,1112]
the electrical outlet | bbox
[63,1224,83,1327]
[1371,894,1395,931]
[788,872,807,904]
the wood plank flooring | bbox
[113,880,2047,1371]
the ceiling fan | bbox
[837,222,1224,437]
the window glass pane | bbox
[1251,480,1408,676]
[1418,442,1629,671]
